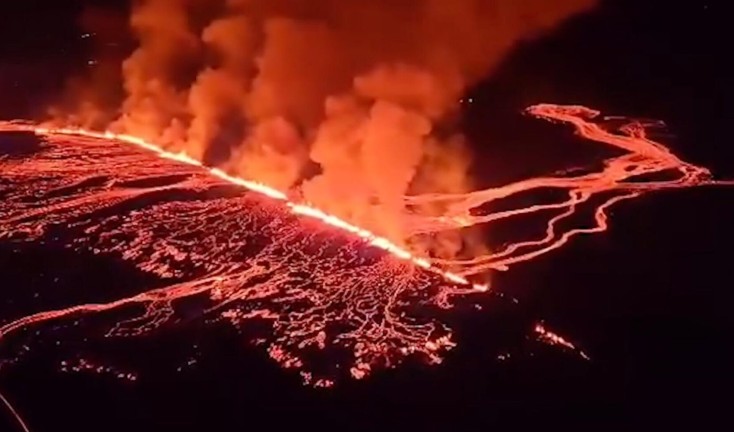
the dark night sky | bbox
[463,0,732,187]
[0,0,129,118]
[0,0,728,125]
[1,1,732,431]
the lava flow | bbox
[406,104,731,274]
[0,120,467,386]
[0,104,729,385]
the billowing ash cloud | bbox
[53,0,596,257]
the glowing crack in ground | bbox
[0,104,729,385]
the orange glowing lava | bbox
[535,323,589,360]
[0,104,729,384]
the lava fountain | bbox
[0,104,729,385]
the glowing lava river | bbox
[0,104,729,386]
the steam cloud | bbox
[53,0,596,258]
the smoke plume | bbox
[55,0,596,258]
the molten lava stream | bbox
[404,104,731,275]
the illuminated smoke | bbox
[113,0,200,151]
[52,0,598,255]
